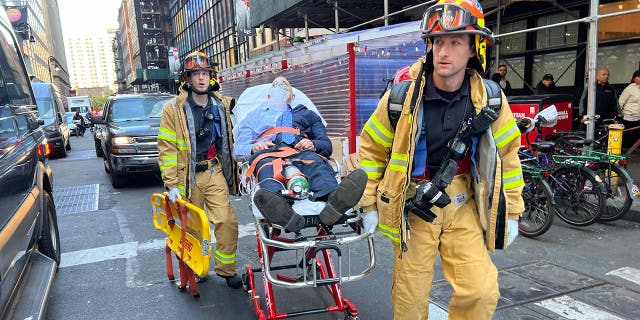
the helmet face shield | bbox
[421,4,478,35]
[184,52,213,71]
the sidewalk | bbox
[623,153,640,223]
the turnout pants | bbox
[391,174,499,320]
[189,161,239,277]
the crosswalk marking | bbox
[60,222,256,268]
[606,267,640,286]
[535,296,624,320]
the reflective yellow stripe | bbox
[494,118,519,149]
[177,184,185,195]
[391,152,408,161]
[503,167,525,189]
[158,127,177,143]
[159,127,176,137]
[377,224,400,243]
[176,139,188,151]
[161,155,177,165]
[215,250,236,265]
[389,164,407,173]
[389,152,408,172]
[364,116,393,148]
[360,160,385,179]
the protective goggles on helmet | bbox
[184,52,214,71]
[420,4,479,35]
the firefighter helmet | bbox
[420,0,494,72]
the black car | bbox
[32,82,71,157]
[92,93,174,188]
[0,8,61,319]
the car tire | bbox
[109,162,125,188]
[58,145,67,158]
[39,192,61,266]
[110,170,125,188]
[95,140,104,158]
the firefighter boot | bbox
[254,189,306,232]
[319,169,367,225]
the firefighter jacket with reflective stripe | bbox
[359,58,525,251]
[158,83,237,198]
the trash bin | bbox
[508,94,575,147]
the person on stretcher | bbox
[233,77,366,232]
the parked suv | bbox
[32,82,71,157]
[93,93,174,188]
[0,8,61,319]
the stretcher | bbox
[151,193,211,298]
[239,162,376,320]
[234,84,375,319]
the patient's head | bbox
[267,76,294,108]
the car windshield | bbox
[36,98,55,119]
[111,96,172,122]
[65,112,75,124]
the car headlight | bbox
[44,124,58,133]
[112,136,133,145]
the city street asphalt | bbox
[43,133,640,319]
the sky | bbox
[58,0,122,37]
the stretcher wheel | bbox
[344,313,358,320]
[241,272,250,292]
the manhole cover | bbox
[53,184,99,215]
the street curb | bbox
[623,198,640,223]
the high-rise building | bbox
[168,0,249,76]
[1,0,71,99]
[65,33,117,93]
[115,0,173,92]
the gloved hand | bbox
[362,211,378,234]
[507,219,519,247]
[168,187,181,202]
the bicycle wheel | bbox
[589,162,633,222]
[549,166,606,226]
[552,134,585,155]
[518,173,555,238]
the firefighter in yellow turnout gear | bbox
[157,51,242,288]
[358,0,525,318]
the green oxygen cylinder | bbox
[283,164,311,199]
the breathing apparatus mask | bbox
[267,81,292,111]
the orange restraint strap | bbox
[255,126,301,142]
[245,147,301,178]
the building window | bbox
[597,43,640,84]
[535,11,579,49]
[498,20,527,54]
[532,51,577,87]
[599,0,640,42]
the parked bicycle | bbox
[551,120,634,222]
[517,106,607,231]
